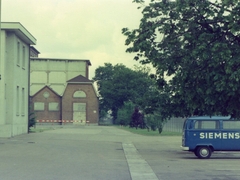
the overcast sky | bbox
[1,0,143,79]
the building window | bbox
[17,42,21,66]
[16,86,20,115]
[21,88,25,116]
[22,46,26,69]
[34,102,45,111]
[49,102,59,111]
[43,91,50,99]
[5,84,7,99]
[73,90,86,98]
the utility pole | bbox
[0,0,1,71]
[0,0,2,76]
[0,0,2,81]
[0,0,5,125]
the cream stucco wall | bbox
[0,22,36,137]
[0,31,6,126]
[5,33,30,136]
[30,58,89,96]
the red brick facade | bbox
[30,86,61,121]
[30,76,99,125]
[62,83,99,124]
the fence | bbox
[163,117,186,133]
[35,120,91,126]
[34,117,186,132]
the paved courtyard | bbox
[0,126,240,180]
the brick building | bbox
[62,75,99,124]
[30,58,99,125]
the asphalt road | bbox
[0,126,240,180]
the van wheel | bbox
[196,146,212,159]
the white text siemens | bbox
[200,132,240,139]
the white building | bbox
[0,22,36,137]
[30,58,91,96]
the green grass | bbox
[29,125,181,136]
[118,126,182,136]
[29,127,54,133]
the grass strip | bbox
[118,126,181,136]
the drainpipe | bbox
[28,46,30,133]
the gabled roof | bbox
[67,75,93,83]
[31,85,61,97]
[62,75,98,97]
[1,22,36,45]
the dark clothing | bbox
[131,108,143,129]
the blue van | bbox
[181,116,240,159]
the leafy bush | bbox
[116,102,135,126]
[145,113,165,134]
[28,108,36,131]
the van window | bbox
[194,120,219,129]
[223,121,240,129]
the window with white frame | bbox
[48,102,59,111]
[34,102,45,111]
[16,86,20,115]
[22,45,26,69]
[17,42,21,66]
[73,90,86,98]
[21,88,25,116]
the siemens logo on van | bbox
[200,132,240,139]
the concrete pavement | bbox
[122,143,159,180]
[2,125,238,180]
[0,125,166,180]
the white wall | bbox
[4,32,30,136]
[0,22,36,137]
[0,31,6,125]
[30,59,87,96]
[0,2,11,137]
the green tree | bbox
[123,0,240,118]
[116,101,135,126]
[93,63,154,123]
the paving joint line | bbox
[122,142,160,180]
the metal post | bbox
[0,0,4,124]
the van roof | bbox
[187,116,231,120]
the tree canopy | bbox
[93,63,155,122]
[122,0,240,118]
